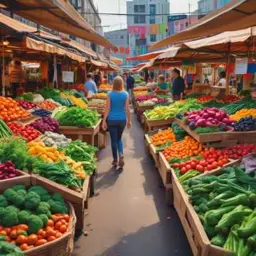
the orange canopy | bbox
[2,0,117,51]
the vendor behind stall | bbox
[156,75,169,94]
[211,71,227,98]
[172,68,185,101]
[9,60,23,98]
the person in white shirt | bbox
[211,71,227,98]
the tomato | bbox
[9,229,18,239]
[200,160,207,167]
[180,167,187,175]
[196,165,204,172]
[0,230,7,236]
[47,220,54,227]
[191,162,197,169]
[211,162,218,169]
[172,163,180,168]
[185,164,192,171]
[17,235,28,244]
[17,224,28,231]
[27,234,38,245]
[47,236,56,242]
[179,162,185,168]
[55,221,62,231]
[59,225,67,234]
[55,232,62,238]
[46,227,56,237]
[35,239,47,246]
[20,243,29,251]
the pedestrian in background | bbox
[85,73,98,97]
[126,72,135,103]
[102,76,131,169]
[172,68,185,101]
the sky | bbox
[93,0,198,32]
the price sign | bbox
[62,71,74,83]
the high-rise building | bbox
[217,0,232,8]
[69,0,103,52]
[105,29,129,66]
[127,0,170,57]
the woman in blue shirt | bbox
[102,76,131,168]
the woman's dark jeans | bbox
[107,120,126,161]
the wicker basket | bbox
[25,202,77,256]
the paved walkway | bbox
[73,113,192,256]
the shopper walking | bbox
[102,76,131,169]
[126,72,135,102]
[85,73,98,97]
[172,68,185,101]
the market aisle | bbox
[73,112,192,256]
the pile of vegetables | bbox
[32,109,52,117]
[138,97,169,106]
[28,141,63,163]
[185,108,233,131]
[145,100,202,121]
[40,132,71,149]
[0,137,39,171]
[18,92,34,102]
[0,161,21,181]
[133,86,148,92]
[135,95,156,102]
[218,95,241,103]
[60,93,87,109]
[92,93,107,100]
[172,123,187,141]
[0,97,30,122]
[37,101,58,111]
[0,120,13,139]
[222,144,256,160]
[172,147,229,178]
[27,117,59,133]
[184,165,256,255]
[230,109,256,122]
[133,91,149,98]
[7,122,41,142]
[0,238,23,255]
[150,128,176,147]
[233,116,256,131]
[163,136,203,162]
[35,161,83,189]
[64,140,97,176]
[0,185,70,252]
[197,95,213,103]
[38,88,59,100]
[99,84,112,91]
[17,100,36,110]
[55,107,99,128]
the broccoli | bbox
[0,208,6,224]
[36,202,51,217]
[24,192,41,210]
[2,211,19,227]
[27,215,44,234]
[41,194,51,202]
[38,214,49,227]
[48,200,68,214]
[18,210,31,224]
[28,186,49,197]
[0,195,8,208]
[51,193,64,202]
[5,206,19,214]
[10,191,25,208]
[3,189,17,203]
[12,185,26,192]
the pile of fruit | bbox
[163,136,203,162]
[0,97,30,122]
[218,95,241,103]
[221,144,256,160]
[37,101,58,111]
[151,128,176,147]
[0,185,70,252]
[92,93,107,100]
[99,84,112,91]
[197,95,213,103]
[230,109,256,121]
[27,117,59,133]
[17,100,36,110]
[7,122,41,142]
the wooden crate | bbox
[158,152,172,187]
[149,144,160,168]
[31,174,89,232]
[172,163,240,256]
[136,104,154,123]
[0,170,31,191]
[59,119,101,146]
[175,118,256,144]
[144,115,173,132]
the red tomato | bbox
[196,165,204,172]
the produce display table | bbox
[144,115,173,132]
[175,118,256,144]
[87,106,105,116]
[192,83,211,94]
[59,119,101,146]
[136,104,155,123]
[31,173,90,232]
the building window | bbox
[150,35,156,42]
[150,16,155,24]
[136,38,147,46]
[150,4,156,15]
[134,5,145,13]
[134,15,146,24]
